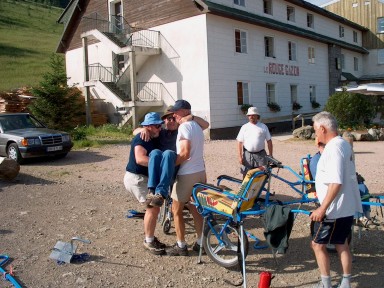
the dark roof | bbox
[56,0,82,53]
[201,0,368,54]
[341,72,359,81]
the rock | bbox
[0,157,20,180]
[292,125,313,139]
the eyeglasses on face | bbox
[166,116,175,121]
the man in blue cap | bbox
[123,112,168,255]
[133,107,209,208]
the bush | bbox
[324,90,376,128]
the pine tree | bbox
[29,54,85,131]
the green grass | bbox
[72,124,134,149]
[0,0,63,91]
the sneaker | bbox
[143,237,166,255]
[167,243,189,256]
[153,237,166,249]
[192,242,206,254]
[144,191,154,207]
[149,194,164,207]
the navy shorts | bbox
[311,216,353,245]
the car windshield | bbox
[0,114,45,132]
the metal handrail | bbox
[88,63,115,82]
[137,82,162,101]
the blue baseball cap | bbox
[169,100,191,112]
[140,112,164,126]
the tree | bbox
[29,54,85,131]
[324,89,376,128]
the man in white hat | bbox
[236,106,273,177]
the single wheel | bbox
[158,201,167,224]
[163,218,171,234]
[203,222,249,268]
[7,143,24,164]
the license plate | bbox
[47,145,63,152]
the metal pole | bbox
[82,37,92,126]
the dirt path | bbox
[1,138,383,288]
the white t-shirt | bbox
[315,136,362,219]
[176,121,205,175]
[236,122,271,152]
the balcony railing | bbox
[81,12,160,48]
[88,63,115,82]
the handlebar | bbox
[265,155,283,168]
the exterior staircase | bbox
[80,12,168,128]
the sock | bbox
[148,188,155,194]
[145,236,154,243]
[339,274,351,288]
[177,240,186,248]
[321,275,332,288]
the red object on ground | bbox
[258,271,272,288]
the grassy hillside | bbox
[0,0,63,92]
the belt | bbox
[244,148,265,154]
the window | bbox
[307,13,314,28]
[288,41,297,61]
[378,49,384,64]
[234,0,245,7]
[353,31,358,43]
[263,0,272,15]
[341,54,345,69]
[266,83,276,104]
[237,82,249,105]
[308,47,315,64]
[378,17,384,33]
[354,57,359,71]
[235,29,247,53]
[339,25,344,38]
[290,85,298,104]
[264,36,274,57]
[309,85,316,103]
[287,6,295,22]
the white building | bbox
[57,0,368,139]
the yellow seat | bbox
[196,168,268,217]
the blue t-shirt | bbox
[126,134,155,176]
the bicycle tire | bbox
[203,222,249,268]
[163,218,171,234]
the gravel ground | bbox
[1,137,383,288]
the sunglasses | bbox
[166,116,176,121]
[151,124,162,129]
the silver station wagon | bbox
[0,113,73,163]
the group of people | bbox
[124,100,208,256]
[124,102,362,288]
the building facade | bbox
[322,0,384,83]
[57,0,368,139]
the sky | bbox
[305,0,333,6]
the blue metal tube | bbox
[0,255,23,288]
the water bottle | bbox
[258,271,272,288]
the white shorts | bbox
[124,171,148,203]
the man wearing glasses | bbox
[134,107,209,208]
[236,106,273,177]
[124,112,168,255]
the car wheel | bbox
[7,143,24,164]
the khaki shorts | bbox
[124,171,148,203]
[171,170,206,203]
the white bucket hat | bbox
[246,107,260,116]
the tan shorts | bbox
[124,171,148,203]
[171,170,206,203]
